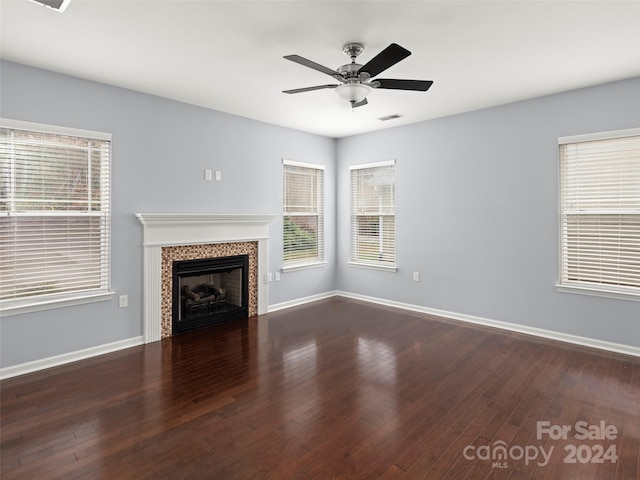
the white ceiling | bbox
[1,0,639,138]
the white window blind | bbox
[350,160,396,268]
[559,129,640,297]
[283,160,324,266]
[0,120,111,306]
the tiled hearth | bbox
[136,213,276,343]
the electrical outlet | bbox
[267,272,273,282]
[119,294,128,308]
[204,169,212,180]
[413,272,420,282]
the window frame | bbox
[349,159,397,271]
[0,118,114,315]
[282,159,326,272]
[557,127,640,302]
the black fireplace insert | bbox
[172,254,249,334]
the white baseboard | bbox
[336,291,640,358]
[4,290,637,380]
[0,336,144,380]
[2,290,337,379]
[268,290,337,313]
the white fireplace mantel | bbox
[136,213,277,343]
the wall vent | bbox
[377,114,404,122]
[29,0,71,12]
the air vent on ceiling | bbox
[377,114,404,122]
[29,0,71,12]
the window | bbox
[0,119,112,313]
[282,159,324,269]
[558,128,640,300]
[350,160,396,270]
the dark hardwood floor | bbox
[1,297,639,479]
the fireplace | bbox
[136,213,277,343]
[173,254,249,334]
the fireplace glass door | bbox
[172,255,249,334]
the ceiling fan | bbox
[282,42,433,108]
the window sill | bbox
[348,261,397,272]
[556,284,639,303]
[0,291,116,316]
[281,261,327,273]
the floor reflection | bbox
[357,337,397,385]
[161,318,258,405]
[282,339,318,378]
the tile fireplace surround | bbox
[136,213,277,343]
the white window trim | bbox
[347,261,398,272]
[555,283,639,303]
[556,127,640,302]
[283,159,325,171]
[349,159,396,171]
[558,127,640,145]
[1,117,111,142]
[281,261,327,273]
[350,159,397,270]
[0,118,114,316]
[2,291,115,316]
[282,159,325,271]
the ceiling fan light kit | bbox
[283,42,432,108]
[335,83,371,104]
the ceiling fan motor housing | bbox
[336,58,373,104]
[340,43,372,83]
[337,63,370,82]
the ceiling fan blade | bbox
[375,79,433,91]
[352,98,368,108]
[282,84,338,94]
[284,55,342,80]
[359,43,411,77]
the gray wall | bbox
[0,61,337,368]
[336,77,640,348]
[1,60,638,370]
